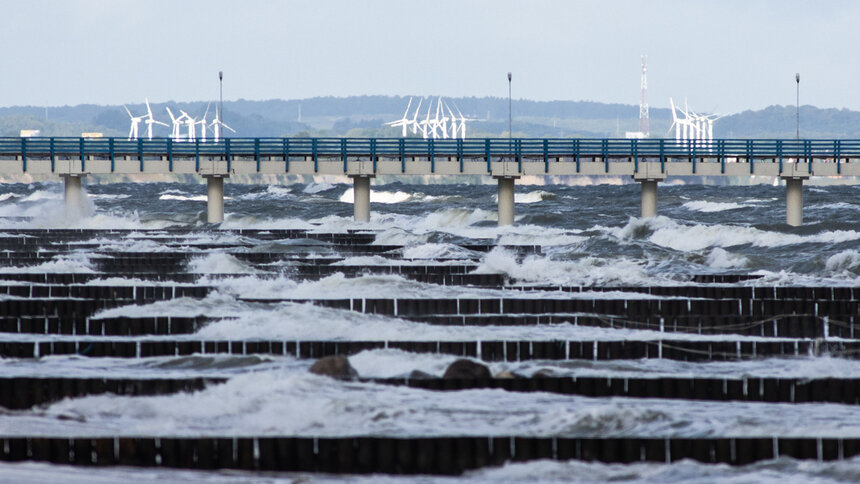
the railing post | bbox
[79,137,85,172]
[167,137,173,172]
[719,139,725,174]
[574,139,580,173]
[254,138,260,172]
[109,138,115,172]
[138,138,144,171]
[341,138,348,173]
[20,137,26,172]
[50,137,55,172]
[659,139,665,172]
[748,139,754,174]
[371,138,377,172]
[806,140,812,174]
[195,138,200,171]
[283,138,290,172]
[543,138,549,173]
[602,139,609,173]
[399,138,406,173]
[312,138,318,173]
[777,139,783,175]
[516,139,522,172]
[835,140,841,175]
[632,139,639,173]
[691,139,697,174]
[225,138,232,172]
[429,138,435,173]
[485,138,491,172]
[458,138,464,173]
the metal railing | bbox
[1,137,857,174]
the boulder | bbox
[442,359,492,379]
[407,369,435,380]
[309,356,358,380]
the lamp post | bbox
[218,70,224,129]
[795,73,800,140]
[507,72,512,152]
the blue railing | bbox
[1,137,857,174]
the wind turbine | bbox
[445,102,459,139]
[165,107,187,141]
[180,110,197,142]
[196,103,211,142]
[434,97,449,139]
[667,98,682,142]
[143,99,168,140]
[384,97,414,137]
[124,105,146,140]
[454,104,469,139]
[418,102,433,139]
[209,110,235,142]
[409,98,423,135]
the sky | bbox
[2,0,859,113]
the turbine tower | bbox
[143,99,167,141]
[639,55,649,137]
[124,105,146,140]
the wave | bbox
[705,247,749,269]
[473,247,657,286]
[682,201,750,213]
[303,182,337,194]
[609,216,860,251]
[187,253,259,274]
[159,194,208,201]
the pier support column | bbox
[62,174,85,218]
[640,179,658,218]
[205,175,225,223]
[495,176,517,226]
[783,177,804,226]
[351,175,372,222]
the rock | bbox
[531,369,557,378]
[309,356,358,380]
[494,370,516,379]
[407,370,435,380]
[442,359,492,379]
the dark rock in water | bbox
[443,359,492,379]
[309,356,358,380]
[407,370,435,380]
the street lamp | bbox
[219,70,224,131]
[507,72,512,150]
[795,73,800,140]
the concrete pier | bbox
[640,179,658,218]
[352,175,371,222]
[205,176,225,223]
[496,177,516,226]
[62,175,85,218]
[784,177,804,226]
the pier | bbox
[2,137,860,226]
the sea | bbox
[0,178,859,483]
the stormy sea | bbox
[0,178,858,483]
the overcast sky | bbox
[2,0,858,113]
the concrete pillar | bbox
[206,176,225,223]
[785,177,803,226]
[640,179,658,218]
[63,175,84,218]
[497,177,515,226]
[352,176,371,222]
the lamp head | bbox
[795,73,800,83]
[219,71,223,81]
[507,72,512,82]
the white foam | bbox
[0,253,96,273]
[0,193,18,202]
[402,243,474,260]
[340,188,413,204]
[825,250,860,275]
[188,253,258,274]
[682,200,749,213]
[159,194,208,201]
[473,247,654,286]
[303,182,337,194]
[705,247,749,269]
[608,216,860,251]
